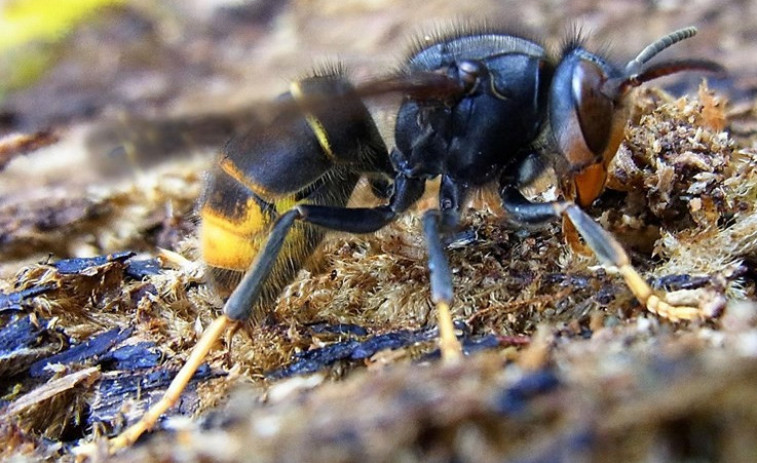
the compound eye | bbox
[573,60,613,156]
[458,60,483,94]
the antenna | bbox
[625,27,698,76]
[602,26,722,100]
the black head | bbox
[548,27,723,206]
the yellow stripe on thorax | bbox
[289,81,335,160]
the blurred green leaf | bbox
[0,0,124,99]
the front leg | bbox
[500,186,705,322]
[422,210,463,361]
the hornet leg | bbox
[422,209,463,360]
[101,176,425,454]
[500,186,704,321]
[104,208,302,452]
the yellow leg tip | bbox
[80,315,234,456]
[436,301,462,361]
[645,295,703,322]
[73,423,147,459]
[110,423,146,451]
[622,268,706,322]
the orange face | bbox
[550,57,630,208]
[570,101,628,207]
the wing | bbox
[84,69,463,176]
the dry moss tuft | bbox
[608,84,736,229]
